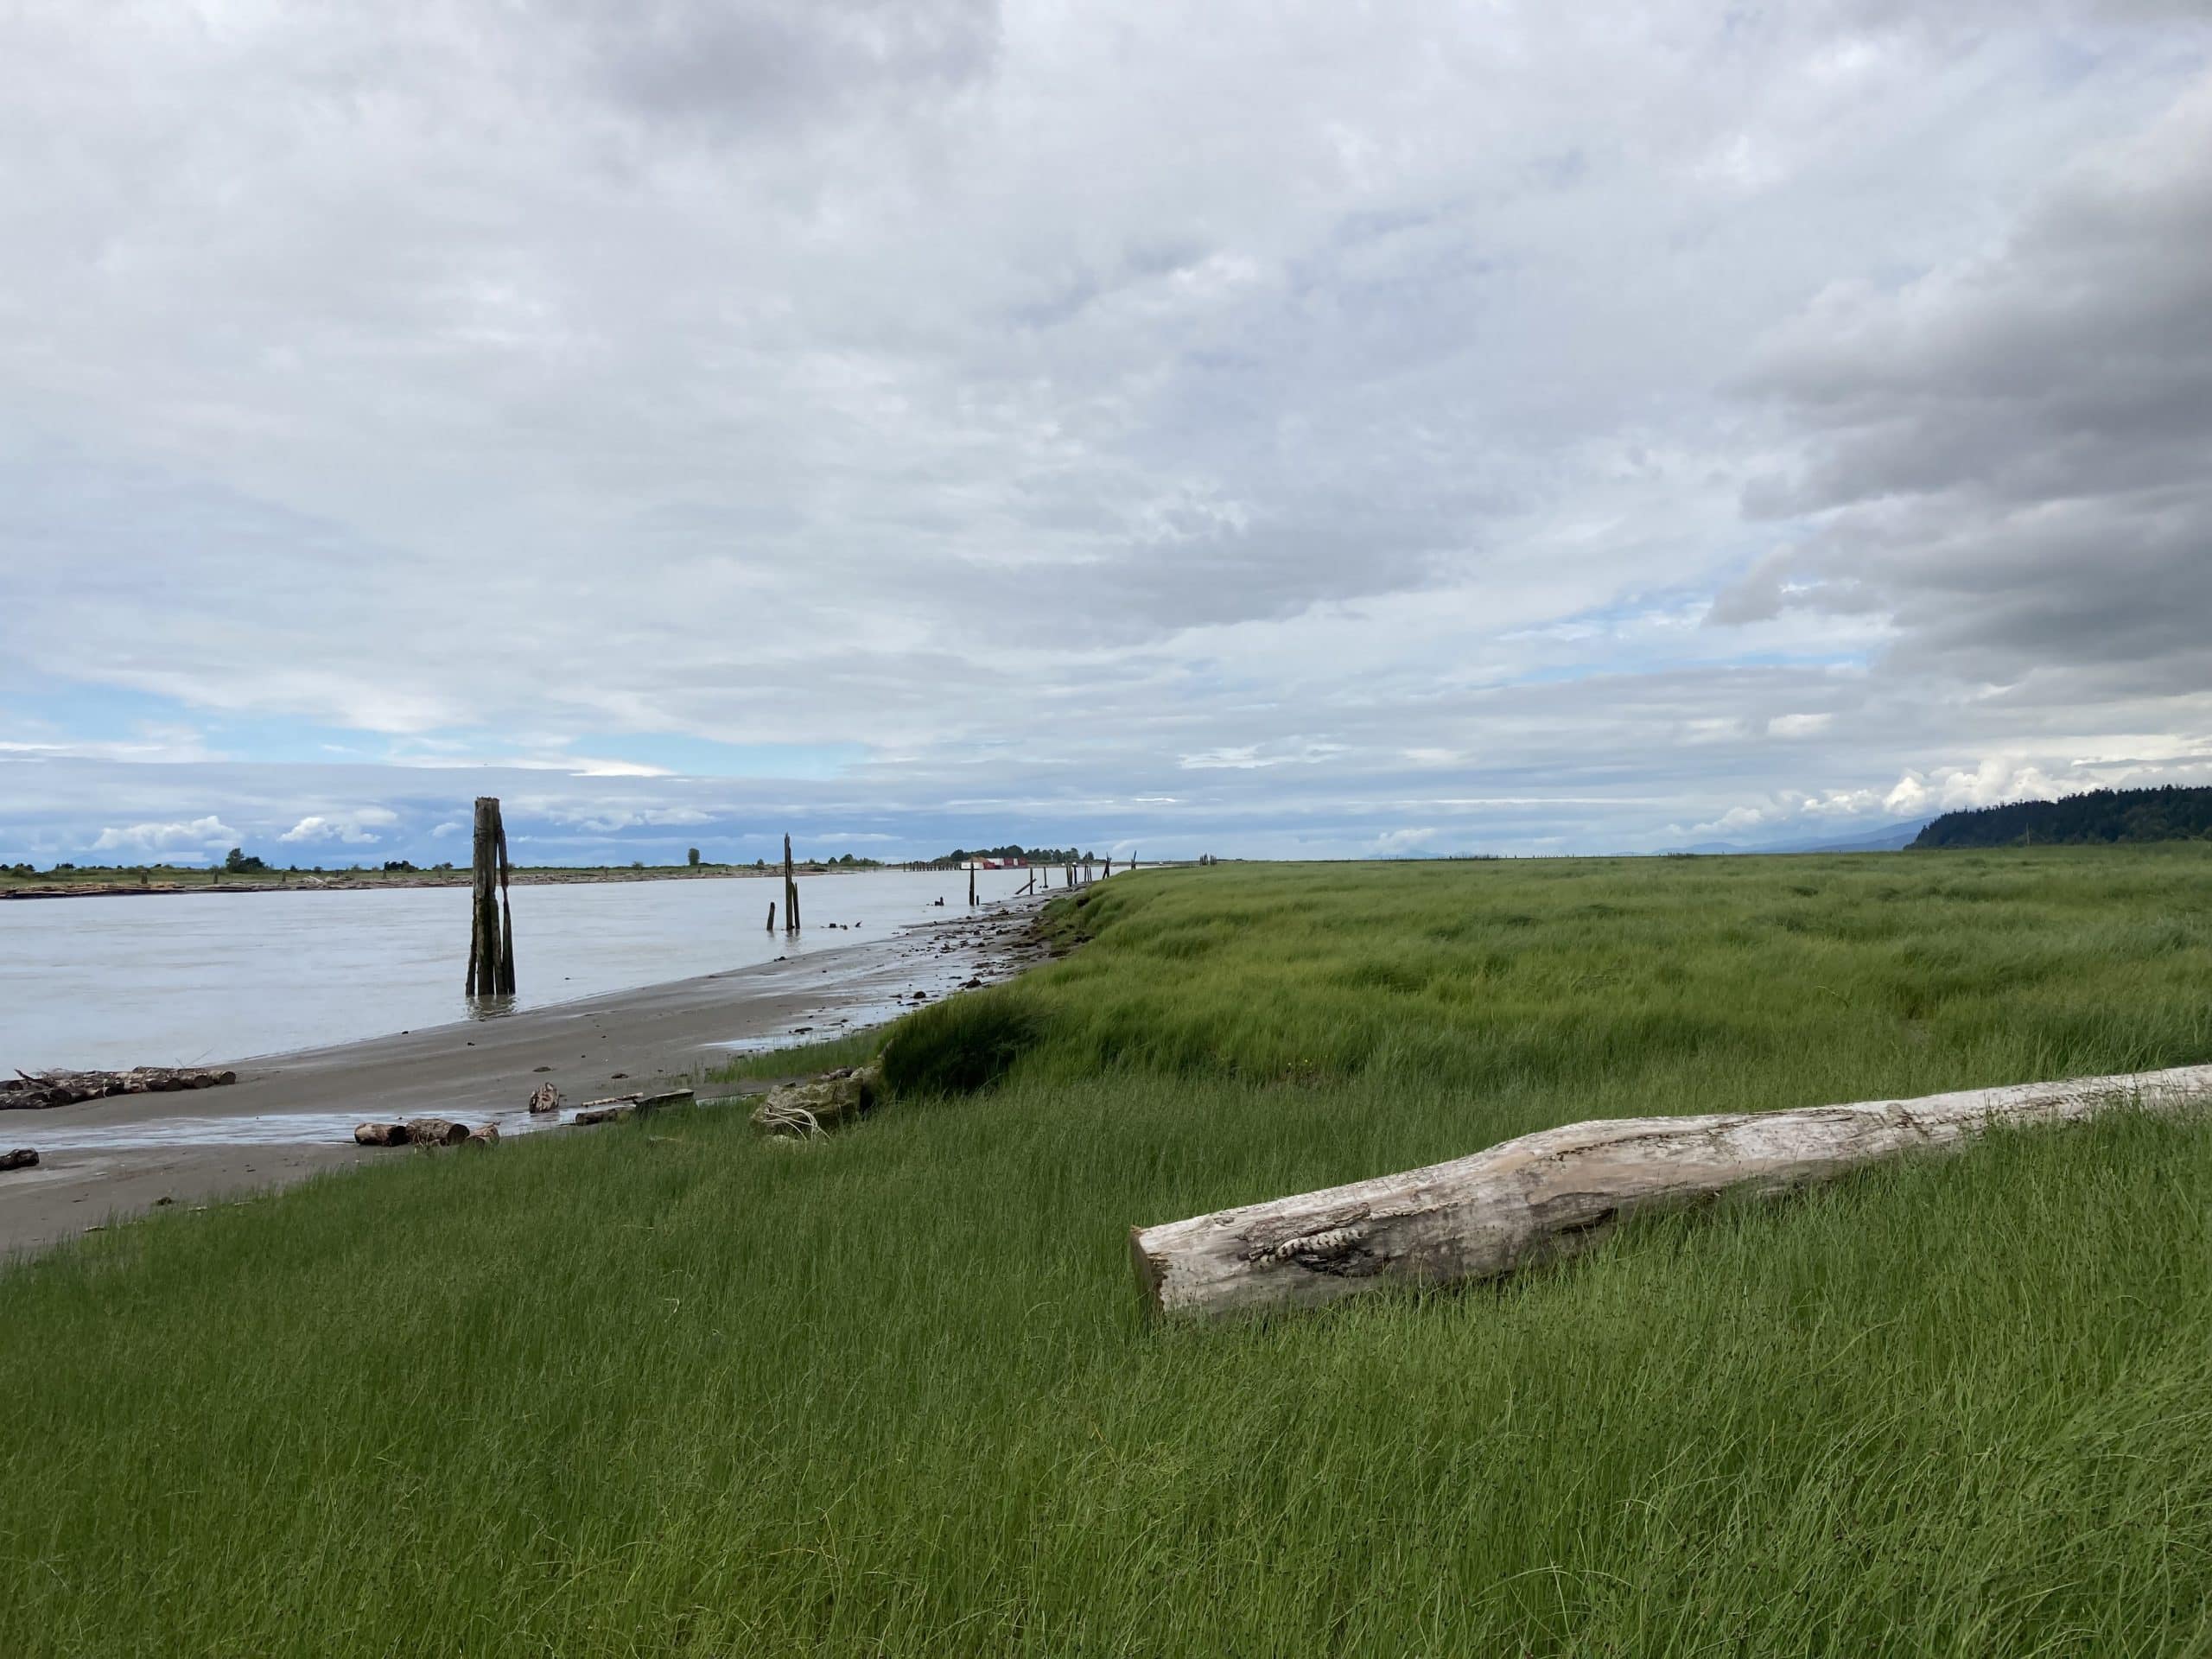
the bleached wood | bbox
[1130,1064,2212,1321]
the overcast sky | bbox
[3,2,2209,866]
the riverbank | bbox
[9,853,2212,1653]
[0,896,1050,1257]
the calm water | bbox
[0,868,1044,1071]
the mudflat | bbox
[0,899,1047,1258]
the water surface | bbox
[0,868,1044,1071]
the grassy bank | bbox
[6,849,2212,1654]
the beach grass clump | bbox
[877,989,1044,1098]
[6,845,2212,1654]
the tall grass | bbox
[5,847,2212,1655]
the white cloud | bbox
[90,816,238,855]
[279,808,400,845]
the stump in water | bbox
[526,1083,562,1115]
[465,797,518,996]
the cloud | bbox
[90,816,237,855]
[1,6,2208,861]
[1729,73,2212,709]
[279,808,401,845]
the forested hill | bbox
[1912,786,2212,848]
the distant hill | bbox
[1912,785,2212,849]
[1661,818,1929,856]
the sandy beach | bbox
[1,897,1052,1259]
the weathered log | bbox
[0,1147,37,1171]
[1130,1064,2212,1321]
[3,1066,238,1110]
[527,1082,563,1115]
[354,1122,410,1147]
[571,1103,636,1127]
[404,1117,470,1147]
[465,1123,499,1148]
[750,1067,878,1138]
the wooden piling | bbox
[969,862,976,906]
[766,900,776,932]
[495,812,517,994]
[465,796,515,996]
[783,834,800,932]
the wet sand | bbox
[1,897,1052,1260]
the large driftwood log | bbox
[4,1067,237,1110]
[1,1147,37,1171]
[1130,1064,2212,1321]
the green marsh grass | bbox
[5,848,2212,1654]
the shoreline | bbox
[0,894,1056,1259]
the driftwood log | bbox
[750,1067,877,1138]
[4,1067,238,1111]
[1,1147,37,1172]
[527,1082,562,1115]
[404,1117,471,1147]
[1130,1064,2212,1321]
[354,1122,410,1147]
[569,1087,694,1127]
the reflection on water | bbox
[0,867,1040,1071]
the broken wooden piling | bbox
[465,796,517,996]
[783,835,800,933]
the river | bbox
[0,867,1046,1071]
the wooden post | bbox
[783,834,799,932]
[466,796,513,996]
[969,863,976,906]
[766,900,776,932]
[495,811,517,994]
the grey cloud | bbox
[1729,73,2212,704]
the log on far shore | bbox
[3,1067,238,1111]
[1129,1063,2212,1322]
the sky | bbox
[3,1,2209,867]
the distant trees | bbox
[688,847,702,868]
[1913,786,2212,849]
[382,860,416,873]
[224,848,269,874]
[938,843,1084,867]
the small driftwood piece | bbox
[569,1085,695,1128]
[1,1147,37,1171]
[465,1123,499,1148]
[354,1122,410,1147]
[4,1067,238,1111]
[527,1082,562,1115]
[1130,1064,2212,1322]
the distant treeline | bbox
[935,844,1092,867]
[1913,786,2212,849]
